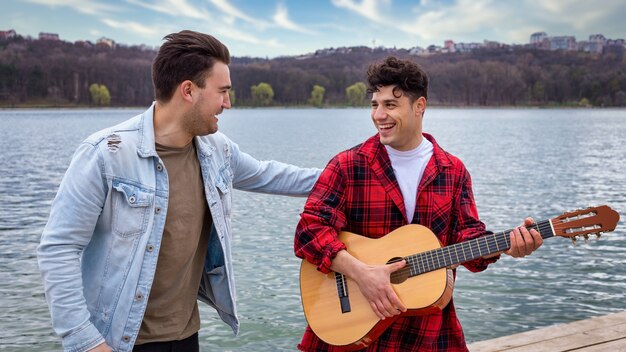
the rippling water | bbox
[1,107,625,351]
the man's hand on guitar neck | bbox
[483,217,543,259]
[505,217,543,257]
[330,250,407,320]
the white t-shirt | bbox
[385,138,434,222]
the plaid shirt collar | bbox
[355,132,454,223]
[356,132,453,169]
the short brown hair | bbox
[366,56,428,101]
[152,30,231,103]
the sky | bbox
[2,0,625,58]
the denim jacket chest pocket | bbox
[111,179,154,238]
[215,165,233,217]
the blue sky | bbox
[3,0,625,58]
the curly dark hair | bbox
[152,30,231,103]
[366,56,428,101]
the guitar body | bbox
[299,205,619,350]
[299,224,454,350]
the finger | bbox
[378,298,396,318]
[507,228,520,257]
[518,226,533,256]
[529,227,543,249]
[387,288,407,312]
[370,301,385,320]
[524,217,535,226]
[387,259,406,272]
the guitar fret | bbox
[495,233,501,252]
[405,217,570,278]
[428,251,434,271]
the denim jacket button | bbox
[155,207,161,214]
[147,244,154,252]
[156,164,163,171]
[122,336,130,342]
[135,293,144,300]
[128,196,136,204]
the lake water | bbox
[1,107,625,351]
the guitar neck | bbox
[405,219,554,276]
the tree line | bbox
[1,36,624,107]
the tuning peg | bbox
[571,237,577,246]
[583,234,589,244]
[596,232,602,239]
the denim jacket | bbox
[37,104,320,352]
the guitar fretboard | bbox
[405,220,554,277]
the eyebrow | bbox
[371,98,398,103]
[219,85,232,90]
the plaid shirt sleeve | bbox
[453,165,499,272]
[294,156,348,274]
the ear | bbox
[179,80,194,103]
[414,96,427,117]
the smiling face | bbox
[371,85,426,151]
[183,61,232,137]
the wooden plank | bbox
[468,311,626,352]
[573,337,626,351]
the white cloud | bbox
[101,18,160,36]
[330,0,391,22]
[25,0,120,15]
[404,0,503,40]
[209,0,267,27]
[273,3,315,34]
[127,0,212,21]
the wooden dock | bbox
[468,311,626,351]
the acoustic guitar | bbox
[299,205,620,350]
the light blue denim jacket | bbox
[37,104,320,352]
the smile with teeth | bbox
[379,123,395,130]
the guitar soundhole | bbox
[388,257,410,284]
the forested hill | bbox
[1,36,624,107]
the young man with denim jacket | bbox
[37,30,320,352]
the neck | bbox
[153,100,193,148]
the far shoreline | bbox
[0,103,609,110]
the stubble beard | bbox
[184,104,217,137]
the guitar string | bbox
[391,221,555,280]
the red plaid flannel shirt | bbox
[294,133,499,352]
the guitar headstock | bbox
[551,205,620,243]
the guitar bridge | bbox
[335,272,351,313]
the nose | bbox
[372,105,386,120]
[223,92,232,109]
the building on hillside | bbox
[529,32,549,49]
[578,34,606,54]
[96,37,116,48]
[549,36,577,51]
[484,40,505,49]
[454,42,482,53]
[530,32,547,44]
[74,40,94,48]
[604,39,625,56]
[442,40,456,53]
[409,46,427,55]
[39,32,60,41]
[0,29,16,39]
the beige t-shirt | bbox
[136,140,211,344]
